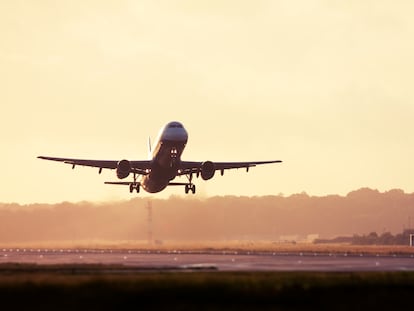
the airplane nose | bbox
[162,127,188,142]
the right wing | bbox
[178,160,282,176]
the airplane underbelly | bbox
[141,175,169,193]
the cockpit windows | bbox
[167,122,183,129]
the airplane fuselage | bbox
[140,121,188,193]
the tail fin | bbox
[148,136,152,159]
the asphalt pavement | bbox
[2,248,414,271]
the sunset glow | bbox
[1,1,413,203]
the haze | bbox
[1,188,413,245]
[1,1,414,204]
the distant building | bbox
[278,235,299,243]
[305,234,320,243]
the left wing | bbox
[178,160,282,175]
[38,156,281,176]
[37,156,151,175]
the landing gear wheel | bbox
[130,183,140,193]
[129,173,140,194]
[185,184,196,194]
[184,173,196,194]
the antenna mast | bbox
[147,200,153,245]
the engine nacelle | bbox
[200,161,215,180]
[116,159,131,179]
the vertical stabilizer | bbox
[148,136,152,159]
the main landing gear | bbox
[185,183,196,194]
[129,173,140,193]
[184,172,196,194]
[129,183,140,193]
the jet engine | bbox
[116,159,131,179]
[200,161,215,180]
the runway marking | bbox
[1,248,414,272]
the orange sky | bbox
[1,1,414,203]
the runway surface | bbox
[2,248,414,271]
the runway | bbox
[2,248,414,271]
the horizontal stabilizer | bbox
[104,182,139,186]
[168,182,191,186]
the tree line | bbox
[316,229,414,245]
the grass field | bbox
[1,263,413,310]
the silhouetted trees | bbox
[317,229,414,245]
[351,229,414,245]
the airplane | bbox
[38,121,282,194]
